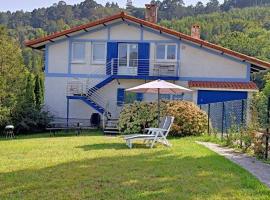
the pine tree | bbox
[39,74,45,105]
[34,74,43,110]
[25,73,36,107]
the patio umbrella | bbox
[126,79,192,123]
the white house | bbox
[25,4,270,127]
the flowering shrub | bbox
[166,101,208,136]
[118,102,165,135]
[119,101,207,136]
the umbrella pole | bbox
[158,88,160,126]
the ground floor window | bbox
[117,89,143,106]
[160,94,184,100]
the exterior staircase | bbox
[67,95,105,114]
[66,62,121,134]
[103,118,119,135]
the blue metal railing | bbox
[106,58,179,77]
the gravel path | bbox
[196,141,270,188]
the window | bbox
[118,43,138,67]
[92,42,106,64]
[167,45,176,60]
[124,92,144,104]
[117,88,125,106]
[155,43,177,61]
[156,44,165,60]
[72,42,85,63]
[119,44,128,67]
[160,94,183,101]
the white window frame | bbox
[118,43,138,68]
[91,42,107,64]
[155,43,177,61]
[71,42,86,63]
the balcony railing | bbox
[106,58,179,77]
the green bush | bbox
[118,102,166,135]
[11,105,53,134]
[118,101,207,136]
[166,101,208,136]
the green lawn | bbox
[0,131,269,200]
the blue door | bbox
[197,90,248,105]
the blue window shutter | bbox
[138,43,150,76]
[117,88,125,106]
[136,93,143,101]
[106,42,118,75]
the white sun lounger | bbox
[124,116,174,149]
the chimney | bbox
[191,25,201,39]
[145,3,158,23]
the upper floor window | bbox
[156,43,177,61]
[118,43,138,67]
[92,42,106,64]
[72,42,85,63]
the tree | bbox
[24,73,36,107]
[34,74,43,110]
[205,0,220,13]
[0,26,26,127]
[194,2,205,15]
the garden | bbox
[1,98,270,199]
[1,131,270,200]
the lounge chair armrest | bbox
[146,128,167,132]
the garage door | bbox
[197,90,248,105]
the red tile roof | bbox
[24,12,270,69]
[188,81,258,91]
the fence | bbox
[200,99,248,137]
[200,97,270,159]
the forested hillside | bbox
[1,0,270,132]
[160,7,270,62]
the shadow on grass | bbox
[0,129,103,141]
[1,150,269,200]
[77,142,151,150]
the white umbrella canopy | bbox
[126,79,193,124]
[126,79,192,94]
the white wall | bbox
[110,23,140,40]
[45,77,101,119]
[180,43,247,79]
[78,28,107,40]
[47,40,69,73]
[143,29,171,41]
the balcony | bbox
[106,58,179,78]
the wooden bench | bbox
[46,122,82,136]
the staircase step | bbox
[103,129,119,134]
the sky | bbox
[0,0,222,12]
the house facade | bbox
[25,5,270,124]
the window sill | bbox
[91,61,106,65]
[155,59,177,63]
[71,61,86,64]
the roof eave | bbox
[189,87,258,92]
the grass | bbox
[0,131,269,200]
